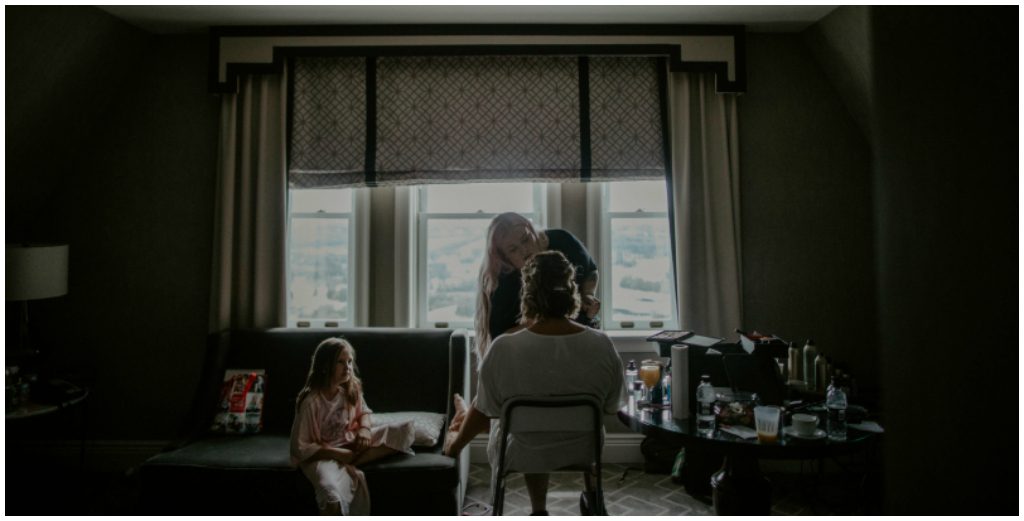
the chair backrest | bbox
[501,394,603,435]
[496,394,604,476]
[493,394,607,515]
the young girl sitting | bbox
[290,337,415,515]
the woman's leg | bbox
[523,473,550,514]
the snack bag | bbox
[211,369,265,434]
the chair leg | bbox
[582,466,608,516]
[594,486,607,516]
[492,476,504,516]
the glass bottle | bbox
[826,376,848,441]
[696,375,716,436]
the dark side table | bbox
[617,402,880,515]
[7,387,90,468]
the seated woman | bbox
[444,250,625,515]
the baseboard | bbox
[469,433,645,465]
[10,440,169,473]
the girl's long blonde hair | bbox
[474,212,541,362]
[295,337,363,413]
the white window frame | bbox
[414,183,547,329]
[285,188,370,328]
[590,182,679,331]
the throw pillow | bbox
[373,411,446,447]
[211,369,266,434]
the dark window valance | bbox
[288,55,666,188]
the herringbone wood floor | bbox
[466,461,873,516]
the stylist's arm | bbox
[580,270,601,318]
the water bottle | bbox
[826,376,848,441]
[662,365,672,407]
[631,380,644,402]
[696,375,716,436]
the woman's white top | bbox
[475,328,626,474]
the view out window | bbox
[600,181,678,329]
[287,188,355,326]
[417,183,544,328]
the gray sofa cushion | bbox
[145,435,292,470]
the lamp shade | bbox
[6,244,69,301]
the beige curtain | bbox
[668,73,742,339]
[209,73,288,331]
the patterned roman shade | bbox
[288,55,666,188]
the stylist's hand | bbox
[581,294,601,319]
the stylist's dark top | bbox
[489,229,599,342]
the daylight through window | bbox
[287,188,355,326]
[601,181,678,329]
[417,183,545,328]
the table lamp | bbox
[6,244,69,357]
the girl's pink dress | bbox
[290,389,415,514]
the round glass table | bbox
[617,402,879,515]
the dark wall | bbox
[738,33,878,394]
[6,7,220,439]
[803,6,874,142]
[11,15,1015,515]
[871,7,1017,514]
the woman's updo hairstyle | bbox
[519,250,581,322]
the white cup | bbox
[791,413,819,436]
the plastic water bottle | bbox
[696,375,716,436]
[662,365,672,407]
[826,376,848,441]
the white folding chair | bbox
[491,394,607,516]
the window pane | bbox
[607,180,668,213]
[609,217,675,323]
[288,217,349,320]
[291,188,353,213]
[425,218,490,324]
[424,183,535,213]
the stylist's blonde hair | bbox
[474,212,541,363]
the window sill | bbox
[604,329,660,339]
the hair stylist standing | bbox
[475,212,600,360]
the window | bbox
[416,183,546,328]
[598,181,679,330]
[287,188,356,326]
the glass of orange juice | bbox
[639,360,663,406]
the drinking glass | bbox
[639,361,662,405]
